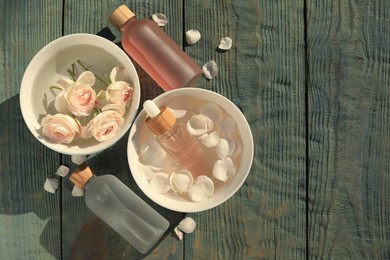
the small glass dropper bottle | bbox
[143,100,212,177]
[69,164,169,254]
[109,5,202,91]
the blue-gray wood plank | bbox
[1,0,390,259]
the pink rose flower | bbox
[84,110,124,142]
[106,81,134,108]
[41,114,81,144]
[55,71,97,116]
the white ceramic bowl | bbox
[20,34,140,155]
[127,88,254,212]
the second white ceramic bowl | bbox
[128,88,254,212]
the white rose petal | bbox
[76,71,95,86]
[177,217,196,233]
[202,60,218,79]
[218,37,233,50]
[55,165,70,177]
[150,172,171,194]
[95,90,110,109]
[174,226,184,240]
[219,115,237,135]
[110,66,130,83]
[71,185,84,197]
[199,131,220,147]
[44,178,59,193]
[186,114,214,136]
[213,157,236,182]
[188,175,214,202]
[152,13,168,27]
[169,170,193,193]
[71,155,87,165]
[199,103,222,123]
[185,29,201,45]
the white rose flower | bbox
[107,66,134,108]
[84,110,124,142]
[106,81,134,108]
[55,71,97,116]
[41,114,81,144]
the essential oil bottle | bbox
[69,164,169,254]
[110,5,202,91]
[143,100,212,177]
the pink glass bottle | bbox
[143,100,212,177]
[110,5,202,91]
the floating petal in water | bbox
[202,60,218,79]
[218,37,233,50]
[199,103,222,123]
[169,170,193,193]
[213,157,236,182]
[216,138,236,158]
[150,172,171,193]
[188,175,214,202]
[185,29,201,45]
[199,131,220,147]
[186,114,213,136]
[219,115,237,135]
[139,139,171,170]
[152,13,168,27]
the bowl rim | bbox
[127,88,254,212]
[20,33,140,155]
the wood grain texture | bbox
[184,0,306,259]
[307,0,390,258]
[0,1,63,258]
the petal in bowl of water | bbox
[216,138,236,158]
[169,170,193,193]
[150,172,171,194]
[213,157,236,182]
[199,102,222,123]
[199,131,220,147]
[186,114,213,136]
[188,175,214,202]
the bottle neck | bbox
[84,175,96,190]
[121,16,137,31]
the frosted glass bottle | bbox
[69,164,169,254]
[110,5,202,91]
[143,100,212,177]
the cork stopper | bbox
[109,5,136,31]
[69,164,94,189]
[145,106,176,136]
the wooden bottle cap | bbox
[109,5,136,32]
[145,106,176,136]
[69,164,94,189]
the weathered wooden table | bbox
[1,0,390,259]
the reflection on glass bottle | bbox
[144,100,212,177]
[69,164,169,254]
